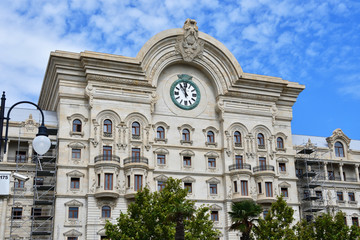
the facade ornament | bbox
[85,84,94,109]
[270,105,278,126]
[145,125,151,151]
[90,119,99,148]
[225,131,231,157]
[175,18,204,62]
[24,114,37,131]
[326,128,351,149]
[89,179,96,193]
[150,91,159,114]
[216,99,225,122]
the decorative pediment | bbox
[64,229,82,237]
[67,114,88,123]
[178,124,195,132]
[68,142,86,149]
[65,199,83,207]
[96,200,116,208]
[66,170,85,177]
[279,181,291,187]
[152,121,170,130]
[209,204,222,210]
[154,148,169,155]
[204,151,219,158]
[202,126,219,134]
[326,128,351,147]
[206,177,220,184]
[154,174,168,182]
[182,176,196,183]
[97,228,106,236]
[276,157,288,163]
[180,150,195,156]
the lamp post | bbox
[0,91,51,156]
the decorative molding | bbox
[154,174,168,181]
[182,176,196,182]
[209,204,222,210]
[66,170,85,177]
[64,199,83,207]
[63,229,82,237]
[68,142,86,149]
[326,128,351,148]
[179,150,195,156]
[206,177,220,184]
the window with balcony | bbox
[335,141,345,157]
[103,119,112,136]
[15,151,26,163]
[72,119,82,132]
[208,158,216,168]
[265,182,273,197]
[71,178,80,190]
[259,157,266,170]
[12,207,22,219]
[211,211,219,221]
[352,217,359,226]
[257,133,265,148]
[234,131,242,147]
[279,163,286,172]
[14,179,24,189]
[104,173,113,190]
[337,191,344,201]
[72,149,81,159]
[234,181,238,193]
[277,137,284,149]
[184,182,192,193]
[102,206,111,218]
[182,129,190,141]
[103,146,112,160]
[157,126,165,139]
[235,155,243,168]
[134,175,143,191]
[132,148,141,162]
[349,192,355,202]
[210,184,218,194]
[207,131,215,143]
[157,154,166,165]
[241,180,248,196]
[132,122,140,138]
[281,187,288,197]
[158,181,166,191]
[69,207,79,219]
[183,156,191,167]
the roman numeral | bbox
[176,87,179,90]
[180,100,183,104]
[175,96,180,99]
[184,101,188,105]
[175,91,179,95]
[191,89,195,92]
[192,93,197,97]
[191,98,195,101]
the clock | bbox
[170,74,201,110]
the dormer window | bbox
[257,133,265,149]
[73,119,82,132]
[277,137,284,149]
[234,131,242,147]
[103,119,112,136]
[335,142,345,157]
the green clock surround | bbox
[170,74,201,110]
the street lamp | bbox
[0,92,51,156]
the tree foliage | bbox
[228,200,262,240]
[105,178,220,240]
[253,195,296,240]
[295,211,360,240]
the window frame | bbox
[12,207,23,220]
[210,184,218,195]
[15,150,27,163]
[257,133,265,147]
[70,177,80,190]
[68,207,79,219]
[265,182,273,197]
[72,119,82,132]
[132,148,141,162]
[234,131,241,144]
[132,122,140,136]
[103,146,112,160]
[134,175,143,191]
[72,149,81,159]
[211,211,219,222]
[104,173,113,190]
[103,119,112,134]
[281,187,288,197]
[279,162,286,172]
[14,179,25,189]
[337,191,344,201]
[207,131,215,143]
[277,137,284,149]
[157,154,166,165]
[183,156,191,167]
[182,129,190,141]
[335,141,345,157]
[158,181,166,191]
[352,217,359,226]
[241,180,248,196]
[184,182,192,193]
[102,206,111,218]
[156,126,165,139]
[349,192,356,202]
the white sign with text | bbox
[0,172,11,195]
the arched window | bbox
[72,119,82,132]
[103,119,112,134]
[157,126,165,139]
[257,133,265,147]
[102,206,111,218]
[335,142,345,157]
[132,122,140,136]
[234,131,241,146]
[207,131,215,143]
[182,129,190,141]
[277,137,284,149]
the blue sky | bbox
[1,0,359,139]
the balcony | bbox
[232,192,253,202]
[229,163,252,175]
[94,154,120,168]
[256,194,276,204]
[253,165,275,176]
[123,156,149,169]
[95,187,120,199]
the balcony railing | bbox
[258,145,265,149]
[229,163,251,171]
[124,156,148,165]
[94,154,120,163]
[253,165,275,173]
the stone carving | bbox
[326,128,351,148]
[85,84,94,108]
[175,19,204,62]
[270,105,278,126]
[90,120,99,147]
[24,114,37,131]
[90,179,96,193]
[150,91,159,114]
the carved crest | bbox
[175,19,204,62]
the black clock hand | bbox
[181,84,188,98]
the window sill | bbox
[180,140,193,145]
[155,138,167,143]
[70,131,84,137]
[205,142,217,147]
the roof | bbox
[4,107,58,126]
[293,134,360,151]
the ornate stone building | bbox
[1,19,359,240]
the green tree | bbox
[295,211,360,240]
[253,195,296,240]
[105,178,220,240]
[228,200,262,240]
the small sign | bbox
[0,172,11,195]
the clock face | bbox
[170,76,201,110]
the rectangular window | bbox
[184,182,192,193]
[265,182,273,197]
[343,172,346,181]
[259,157,266,170]
[279,163,286,172]
[157,154,166,165]
[235,155,243,167]
[134,175,143,191]
[328,171,335,180]
[102,207,111,218]
[104,173,113,190]
[210,184,217,194]
[263,210,269,218]
[258,182,262,194]
[14,180,24,189]
[15,151,27,163]
[158,181,166,191]
[103,146,112,160]
[208,158,216,168]
[281,187,288,197]
[352,217,359,226]
[349,192,355,202]
[71,178,80,189]
[127,175,130,188]
[132,148,141,162]
[183,156,191,166]
[337,191,344,201]
[97,174,101,187]
[34,177,44,186]
[316,190,322,199]
[241,180,248,196]
[12,207,23,219]
[72,149,81,159]
[211,211,219,221]
[233,181,238,193]
[69,207,79,219]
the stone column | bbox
[324,162,328,180]
[355,164,359,182]
[0,197,8,239]
[339,163,344,181]
[28,140,33,163]
[3,140,10,162]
